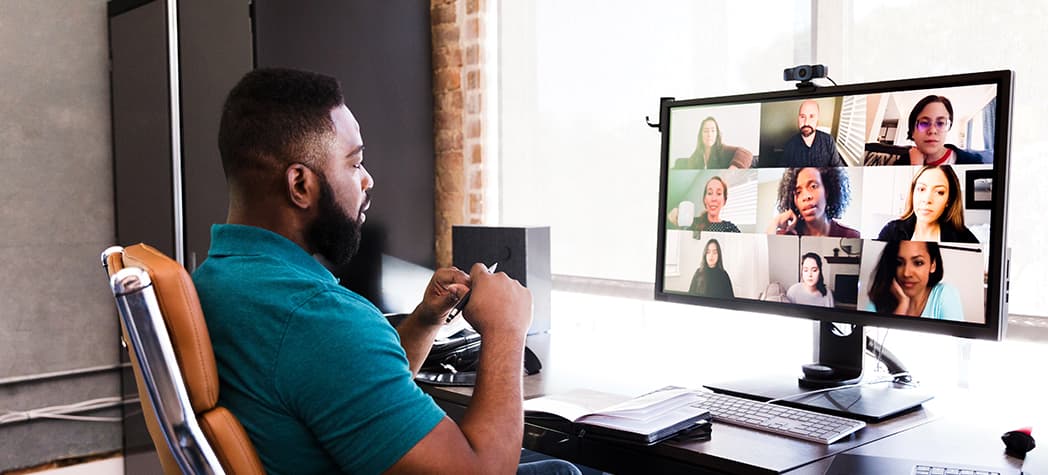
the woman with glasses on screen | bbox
[877,165,979,243]
[689,238,735,298]
[673,116,753,169]
[903,95,985,166]
[766,167,860,238]
[785,253,834,307]
[668,176,741,234]
[865,240,963,320]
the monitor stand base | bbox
[704,377,932,423]
[706,323,933,422]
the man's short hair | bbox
[218,68,345,184]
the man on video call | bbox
[192,68,580,475]
[780,99,845,167]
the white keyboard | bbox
[689,391,866,444]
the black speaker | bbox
[452,226,551,335]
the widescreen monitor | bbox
[654,70,1012,420]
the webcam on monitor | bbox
[783,64,827,84]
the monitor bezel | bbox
[654,70,1012,341]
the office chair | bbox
[102,244,265,475]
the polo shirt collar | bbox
[208,224,336,283]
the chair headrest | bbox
[122,243,220,413]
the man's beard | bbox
[307,172,367,267]
[800,125,815,137]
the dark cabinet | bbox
[254,0,437,311]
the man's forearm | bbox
[396,308,442,376]
[457,333,526,474]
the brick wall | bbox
[432,0,486,267]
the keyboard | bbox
[825,454,1006,475]
[689,391,866,444]
[913,463,1001,475]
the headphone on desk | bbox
[415,329,542,387]
[386,314,542,387]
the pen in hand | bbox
[446,262,498,323]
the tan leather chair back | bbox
[104,244,264,475]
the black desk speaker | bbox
[452,225,551,335]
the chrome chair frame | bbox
[103,246,224,475]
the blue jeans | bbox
[517,459,583,475]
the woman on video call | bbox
[877,165,979,243]
[786,253,834,307]
[673,116,753,169]
[767,167,860,238]
[865,240,963,321]
[690,239,735,298]
[668,176,741,234]
[902,95,985,166]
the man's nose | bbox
[362,167,374,190]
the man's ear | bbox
[285,163,316,210]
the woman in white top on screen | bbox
[786,252,834,307]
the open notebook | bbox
[524,387,712,446]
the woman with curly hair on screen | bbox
[766,167,860,238]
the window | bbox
[495,1,1048,319]
[497,0,804,282]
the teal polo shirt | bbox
[192,224,445,475]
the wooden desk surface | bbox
[422,333,961,474]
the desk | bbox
[422,332,1025,474]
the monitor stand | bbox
[704,322,933,422]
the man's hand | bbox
[397,267,470,376]
[461,263,532,338]
[414,267,471,326]
[387,263,533,475]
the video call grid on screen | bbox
[659,79,1006,328]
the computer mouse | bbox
[1002,427,1035,458]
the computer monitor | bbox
[654,70,1012,421]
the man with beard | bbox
[193,68,576,475]
[779,99,845,167]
